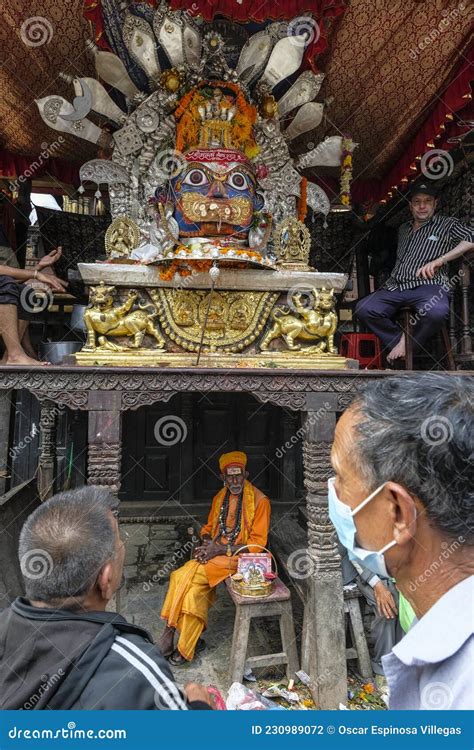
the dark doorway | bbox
[119,393,303,504]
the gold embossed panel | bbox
[151,289,279,353]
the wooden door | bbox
[120,393,302,504]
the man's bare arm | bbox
[416,240,474,280]
[0,265,37,281]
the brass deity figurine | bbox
[105,217,140,259]
[260,288,338,354]
[84,282,165,351]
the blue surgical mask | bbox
[327,477,397,578]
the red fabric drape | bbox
[0,151,80,186]
[169,0,343,22]
[84,0,347,66]
[368,47,474,205]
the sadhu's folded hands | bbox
[194,541,223,562]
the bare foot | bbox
[387,334,406,363]
[22,340,37,358]
[4,352,48,366]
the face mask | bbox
[327,477,397,578]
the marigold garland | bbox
[158,259,214,280]
[157,242,267,279]
[175,81,259,159]
[340,136,355,207]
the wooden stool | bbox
[225,577,300,684]
[399,306,455,370]
[344,589,372,680]
[300,588,373,679]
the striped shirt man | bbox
[355,182,474,360]
[385,213,473,291]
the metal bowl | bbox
[39,341,83,364]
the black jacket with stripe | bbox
[0,598,210,710]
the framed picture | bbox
[237,553,273,580]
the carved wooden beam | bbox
[87,392,122,494]
[38,400,59,501]
[302,393,346,710]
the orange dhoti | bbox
[160,556,237,661]
[160,480,271,661]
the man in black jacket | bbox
[0,487,211,710]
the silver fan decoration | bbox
[37,3,357,249]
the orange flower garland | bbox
[158,259,213,280]
[340,137,355,207]
[157,241,270,279]
[175,81,259,159]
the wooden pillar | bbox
[0,390,12,495]
[38,400,58,501]
[460,259,472,359]
[180,394,194,504]
[302,393,346,709]
[281,411,297,501]
[87,392,122,494]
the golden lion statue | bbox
[260,287,338,354]
[83,282,165,351]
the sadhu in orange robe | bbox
[161,480,271,661]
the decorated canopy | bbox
[0,0,472,205]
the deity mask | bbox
[170,149,261,239]
[167,83,263,242]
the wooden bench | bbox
[225,576,300,684]
[270,516,373,679]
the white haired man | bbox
[0,487,211,710]
[329,373,473,709]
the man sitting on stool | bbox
[0,246,66,366]
[159,451,271,665]
[355,182,473,363]
[340,544,402,687]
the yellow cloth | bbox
[161,560,216,661]
[160,481,271,660]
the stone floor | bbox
[113,519,302,694]
[112,517,389,711]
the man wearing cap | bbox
[159,451,271,665]
[355,182,474,363]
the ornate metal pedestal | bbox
[75,264,357,370]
